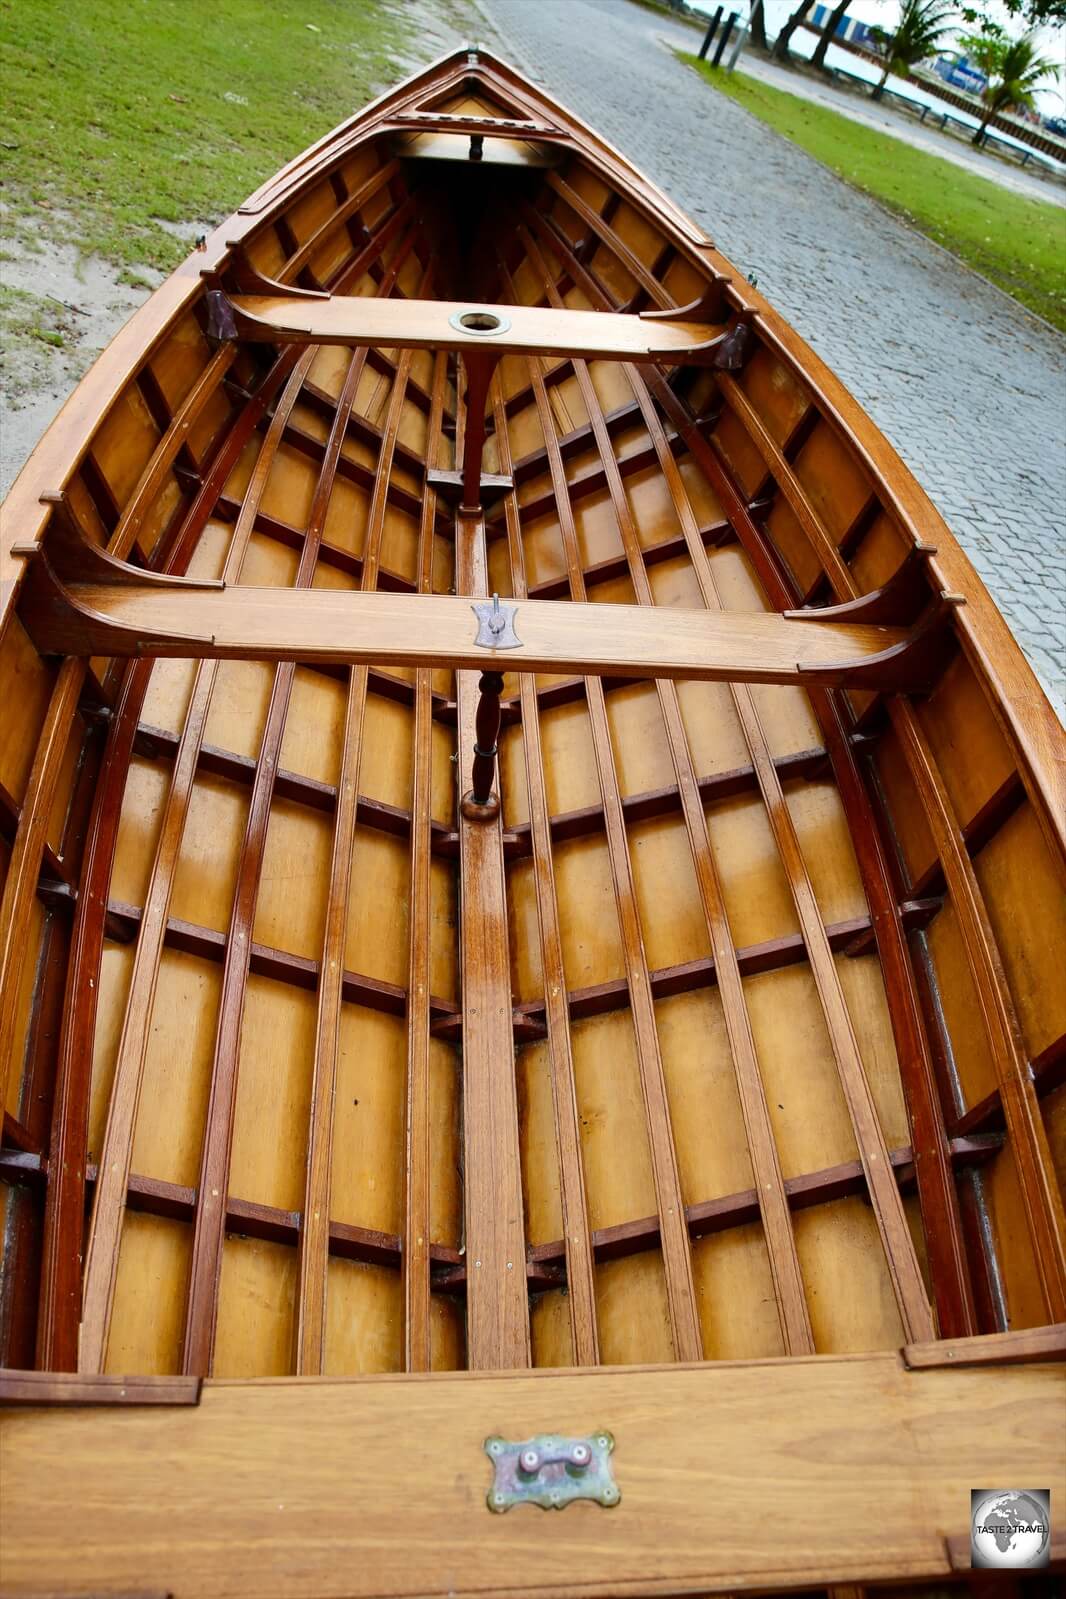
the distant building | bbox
[931,53,988,96]
[809,5,879,50]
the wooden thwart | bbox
[1,1345,1062,1597]
[226,293,730,363]
[23,570,941,693]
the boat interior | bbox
[1,48,1063,1399]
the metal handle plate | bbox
[484,1430,619,1512]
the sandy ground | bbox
[0,232,170,499]
[0,0,472,499]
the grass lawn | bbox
[678,51,1066,332]
[0,0,417,280]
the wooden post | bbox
[698,6,723,59]
[459,349,500,515]
[712,11,739,67]
[460,671,504,820]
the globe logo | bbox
[970,1489,1050,1569]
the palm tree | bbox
[750,0,769,52]
[971,34,1059,145]
[870,0,955,100]
[811,0,851,72]
[773,1,817,63]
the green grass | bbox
[0,0,415,275]
[678,50,1066,332]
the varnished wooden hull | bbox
[0,46,1063,1597]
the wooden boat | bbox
[1,44,1063,1595]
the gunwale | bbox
[0,51,1064,1593]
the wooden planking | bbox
[529,208,935,1340]
[182,230,421,1376]
[455,367,530,1371]
[181,341,369,1376]
[79,355,318,1373]
[37,349,304,1373]
[522,217,931,1343]
[895,706,1066,1321]
[642,366,978,1340]
[41,206,419,1369]
[0,660,81,1108]
[661,406,935,1341]
[516,237,812,1355]
[517,331,702,1361]
[404,352,448,1372]
[0,349,237,1116]
[492,381,599,1366]
[626,402,934,1335]
[296,297,427,1372]
[716,366,1066,1322]
[1,1349,1062,1597]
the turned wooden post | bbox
[461,671,505,821]
[460,348,501,515]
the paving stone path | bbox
[474,0,1066,710]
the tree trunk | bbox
[749,0,768,51]
[811,0,849,72]
[871,62,892,101]
[772,0,816,62]
[972,109,994,145]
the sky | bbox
[685,0,1066,113]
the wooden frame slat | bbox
[403,352,449,1372]
[492,379,599,1367]
[515,237,814,1356]
[36,346,304,1372]
[180,227,422,1375]
[454,377,530,1371]
[514,324,702,1363]
[526,208,935,1340]
[714,369,1066,1323]
[296,267,430,1372]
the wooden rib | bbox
[505,904,939,1036]
[100,898,457,1029]
[0,348,237,1121]
[532,209,935,1340]
[715,368,1066,1322]
[515,313,701,1362]
[641,390,934,1341]
[0,1134,1005,1288]
[546,173,671,305]
[894,707,1066,1320]
[267,159,402,284]
[491,378,599,1366]
[642,368,978,1340]
[528,1137,1001,1276]
[38,349,301,1372]
[78,353,317,1372]
[295,270,430,1373]
[0,661,83,1109]
[181,231,419,1376]
[518,237,813,1355]
[403,351,448,1372]
[455,372,530,1372]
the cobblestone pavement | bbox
[474,0,1066,711]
